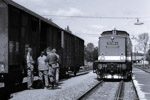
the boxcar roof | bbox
[3,0,61,29]
[3,0,84,41]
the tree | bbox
[84,43,94,62]
[146,49,150,64]
[65,26,72,33]
[93,47,98,61]
[48,18,53,22]
[84,43,98,62]
[137,33,149,53]
[136,33,149,66]
[86,43,94,52]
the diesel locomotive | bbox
[93,29,132,80]
[0,0,84,87]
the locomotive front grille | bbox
[107,63,117,74]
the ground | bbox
[133,67,150,100]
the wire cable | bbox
[42,15,150,19]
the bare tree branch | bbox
[136,33,149,53]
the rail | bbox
[115,81,124,100]
[135,65,150,74]
[77,80,104,100]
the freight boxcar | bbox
[61,31,84,76]
[0,0,84,87]
[93,29,132,80]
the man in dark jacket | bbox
[52,49,60,85]
[45,47,58,89]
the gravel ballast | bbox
[10,72,100,100]
[10,72,139,100]
[86,82,119,100]
[123,82,139,100]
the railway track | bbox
[115,79,140,100]
[115,81,124,100]
[78,80,124,100]
[78,80,104,100]
[131,79,140,100]
[78,79,139,100]
[135,65,150,74]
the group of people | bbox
[26,47,60,90]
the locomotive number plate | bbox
[107,41,118,45]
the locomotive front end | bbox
[94,30,132,80]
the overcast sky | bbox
[13,0,150,46]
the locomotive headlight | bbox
[120,52,124,60]
[99,53,105,60]
[0,64,5,73]
[120,56,124,60]
[100,56,105,60]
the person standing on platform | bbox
[26,47,35,89]
[37,51,49,89]
[45,47,58,89]
[52,48,60,86]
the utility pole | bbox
[149,44,150,67]
[134,46,136,61]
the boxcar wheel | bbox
[4,74,15,99]
[97,74,103,80]
[0,89,11,100]
[97,74,100,80]
[127,75,132,81]
[74,71,77,76]
[4,74,15,87]
[16,72,24,85]
[73,67,77,76]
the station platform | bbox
[133,67,150,100]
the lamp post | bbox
[134,46,136,63]
[149,44,150,66]
[137,51,138,64]
[131,36,137,64]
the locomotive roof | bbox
[101,30,129,36]
[2,0,84,41]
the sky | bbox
[13,0,150,47]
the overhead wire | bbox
[42,15,150,19]
[42,15,148,38]
[73,33,139,37]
